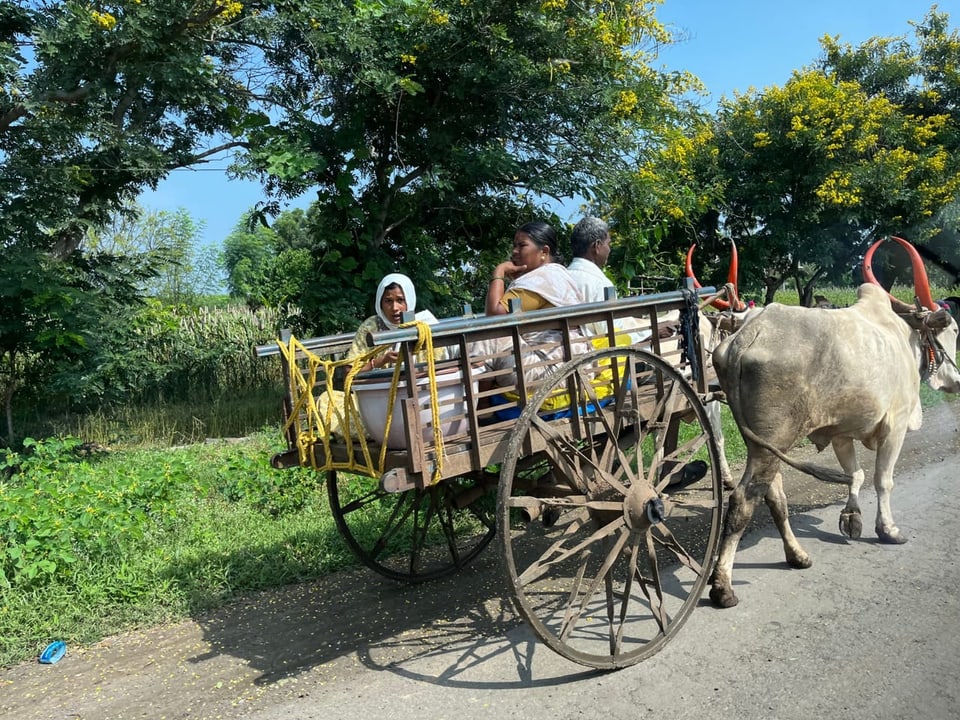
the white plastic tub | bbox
[352,363,479,449]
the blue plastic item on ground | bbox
[39,640,66,664]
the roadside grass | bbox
[13,387,284,447]
[0,433,357,668]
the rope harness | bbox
[917,325,957,381]
[895,308,955,383]
[277,319,447,483]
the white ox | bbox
[708,236,960,608]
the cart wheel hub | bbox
[623,484,663,530]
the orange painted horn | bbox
[686,241,741,310]
[862,236,936,311]
[685,244,704,291]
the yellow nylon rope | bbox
[275,322,446,483]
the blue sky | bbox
[137,0,941,247]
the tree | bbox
[233,0,697,330]
[624,8,960,304]
[1,0,262,442]
[820,7,960,287]
[1,0,258,255]
[222,208,313,311]
[0,246,158,445]
[90,205,221,303]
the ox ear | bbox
[923,308,953,331]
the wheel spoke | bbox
[652,523,705,576]
[642,530,669,635]
[516,514,625,587]
[330,471,496,582]
[531,415,632,498]
[558,527,630,643]
[371,493,418,561]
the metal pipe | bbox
[368,285,713,347]
[252,284,715,358]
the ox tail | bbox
[737,425,851,485]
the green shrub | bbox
[0,437,180,588]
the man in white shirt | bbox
[567,217,649,342]
[567,216,615,305]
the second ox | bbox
[708,235,960,608]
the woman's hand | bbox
[497,260,526,280]
[367,348,399,371]
[486,261,526,316]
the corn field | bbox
[11,302,307,446]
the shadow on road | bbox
[184,547,604,689]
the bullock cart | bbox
[254,286,725,669]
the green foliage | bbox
[608,8,960,302]
[16,388,284,448]
[216,445,320,518]
[1,0,254,254]
[222,208,313,310]
[0,243,161,444]
[88,205,223,303]
[0,436,179,588]
[16,301,298,416]
[0,432,348,667]
[235,0,697,329]
[1,0,260,441]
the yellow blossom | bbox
[400,54,417,65]
[427,8,449,25]
[219,1,243,21]
[815,171,861,208]
[91,10,116,30]
[612,89,637,118]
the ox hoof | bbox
[786,553,812,570]
[839,509,863,539]
[709,585,739,609]
[877,526,908,545]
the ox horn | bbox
[862,235,937,312]
[686,241,744,310]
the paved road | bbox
[3,402,959,720]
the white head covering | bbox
[375,273,417,329]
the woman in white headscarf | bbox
[349,273,415,371]
[317,273,435,440]
[348,272,443,371]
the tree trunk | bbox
[1,349,17,447]
[796,266,829,307]
[763,274,781,306]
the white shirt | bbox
[568,257,615,304]
[567,257,650,344]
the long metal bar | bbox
[252,285,713,358]
[254,331,357,359]
[367,286,714,347]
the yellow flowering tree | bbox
[620,7,960,304]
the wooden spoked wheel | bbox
[327,469,497,582]
[497,347,723,669]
